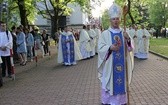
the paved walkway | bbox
[0,50,168,105]
[130,54,168,105]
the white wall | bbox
[34,2,89,26]
[68,3,89,25]
[34,15,48,26]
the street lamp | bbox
[161,2,168,37]
[0,2,8,26]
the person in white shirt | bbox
[0,22,13,78]
[86,24,97,57]
[129,25,139,57]
[79,25,91,59]
[136,25,151,59]
[93,24,101,53]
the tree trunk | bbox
[51,7,60,37]
[17,0,28,27]
[51,16,59,37]
[128,12,135,24]
[127,0,135,24]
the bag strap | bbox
[6,30,9,40]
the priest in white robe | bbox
[136,25,151,59]
[93,24,102,53]
[98,3,134,105]
[57,26,82,66]
[129,25,139,57]
[87,24,97,57]
[79,25,91,59]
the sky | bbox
[92,0,114,17]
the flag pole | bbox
[123,1,130,105]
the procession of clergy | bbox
[57,23,151,66]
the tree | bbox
[148,0,168,37]
[12,0,39,27]
[149,0,168,27]
[17,0,28,27]
[101,9,110,30]
[36,0,90,36]
[115,0,150,26]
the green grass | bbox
[150,38,168,57]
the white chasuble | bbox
[137,29,150,59]
[98,28,134,95]
[57,31,82,64]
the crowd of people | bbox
[0,2,152,104]
[56,2,151,105]
[0,21,51,87]
[57,24,101,66]
[57,23,151,67]
[128,24,151,59]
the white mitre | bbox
[108,2,122,19]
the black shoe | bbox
[8,75,12,78]
[102,103,110,105]
[21,62,27,66]
[90,56,94,58]
[0,79,3,87]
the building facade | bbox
[34,2,89,33]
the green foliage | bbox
[101,9,110,30]
[115,0,150,26]
[1,0,39,27]
[36,0,90,17]
[148,0,168,28]
[114,0,168,28]
[25,0,38,24]
[8,0,20,27]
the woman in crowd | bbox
[25,28,34,61]
[41,29,50,55]
[16,27,27,66]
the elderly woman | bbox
[16,27,27,66]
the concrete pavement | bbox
[0,50,168,105]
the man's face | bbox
[16,28,20,33]
[64,27,69,32]
[110,17,120,28]
[135,26,138,31]
[43,30,46,34]
[93,25,96,29]
[141,25,144,29]
[87,25,91,30]
[1,23,6,31]
[34,30,38,34]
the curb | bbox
[149,50,168,60]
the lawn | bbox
[150,38,168,57]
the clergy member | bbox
[136,25,151,59]
[57,26,82,66]
[97,3,134,105]
[129,25,139,57]
[87,24,97,57]
[93,24,101,53]
[79,25,91,59]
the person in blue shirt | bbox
[16,27,27,66]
